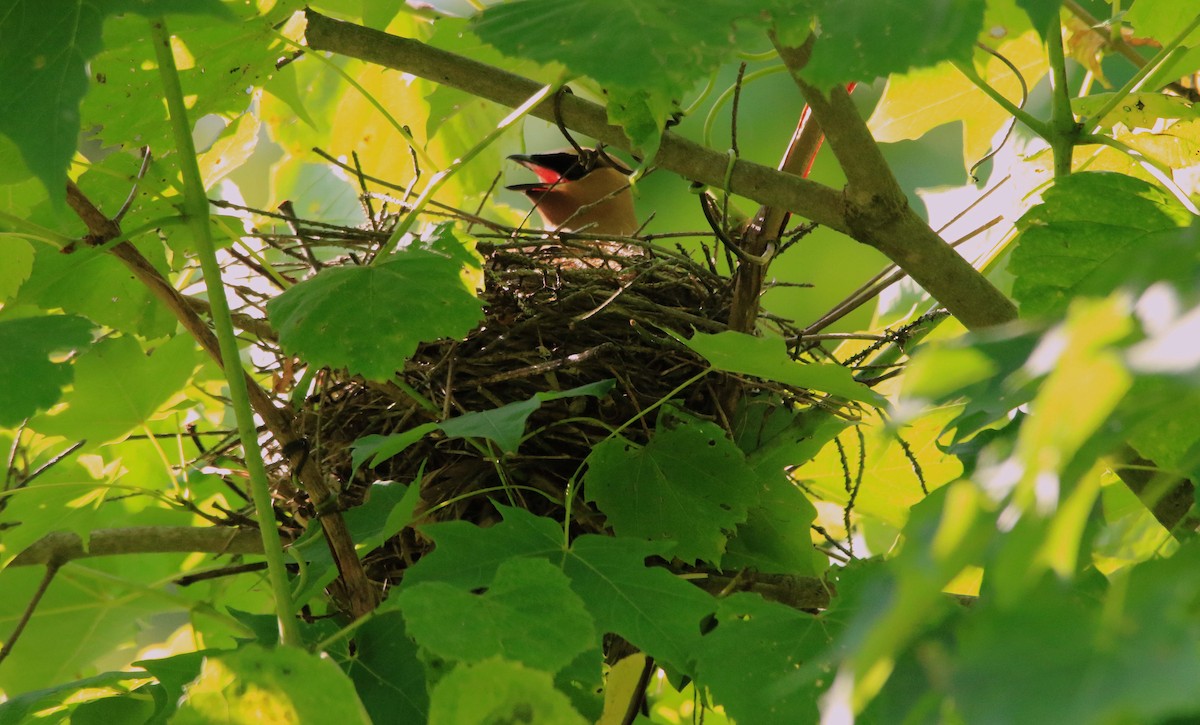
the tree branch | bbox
[770,37,1019,330]
[10,526,273,567]
[303,9,1018,331]
[302,8,850,235]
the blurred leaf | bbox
[197,113,261,190]
[1125,0,1200,47]
[0,314,93,427]
[267,228,484,382]
[1015,0,1062,38]
[954,541,1200,724]
[584,417,758,564]
[0,561,180,693]
[344,611,429,725]
[0,0,230,204]
[136,651,207,725]
[681,330,885,406]
[427,657,586,725]
[34,334,200,443]
[440,380,614,453]
[398,558,595,673]
[0,670,147,725]
[1010,172,1194,318]
[173,645,371,724]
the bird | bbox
[506,148,639,238]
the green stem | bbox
[149,17,300,647]
[952,60,1048,138]
[376,77,565,259]
[702,65,787,149]
[1046,15,1078,178]
[1082,13,1200,131]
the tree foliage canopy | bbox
[3,0,1200,722]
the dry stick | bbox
[63,182,378,618]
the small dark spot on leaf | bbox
[699,613,719,635]
[471,586,488,595]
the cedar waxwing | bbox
[507,149,638,237]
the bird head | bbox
[507,149,637,236]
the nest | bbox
[226,198,831,594]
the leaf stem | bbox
[149,17,300,647]
[1046,15,1078,178]
[952,60,1048,138]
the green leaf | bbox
[696,593,830,724]
[267,229,484,382]
[440,380,615,454]
[801,0,987,89]
[351,423,440,471]
[80,1,291,157]
[0,0,230,205]
[1015,0,1062,39]
[398,558,596,673]
[404,507,715,675]
[0,560,180,694]
[680,330,885,406]
[403,506,566,591]
[34,334,200,443]
[427,657,586,725]
[135,651,207,724]
[867,2,1048,166]
[70,694,157,725]
[584,418,758,564]
[723,472,825,576]
[344,611,429,725]
[0,238,34,301]
[0,314,93,427]
[293,481,421,567]
[560,533,714,674]
[16,238,178,338]
[0,670,148,725]
[1010,172,1195,318]
[1125,0,1200,47]
[173,645,371,724]
[473,0,764,156]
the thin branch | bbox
[770,34,1018,330]
[0,563,59,665]
[10,526,274,567]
